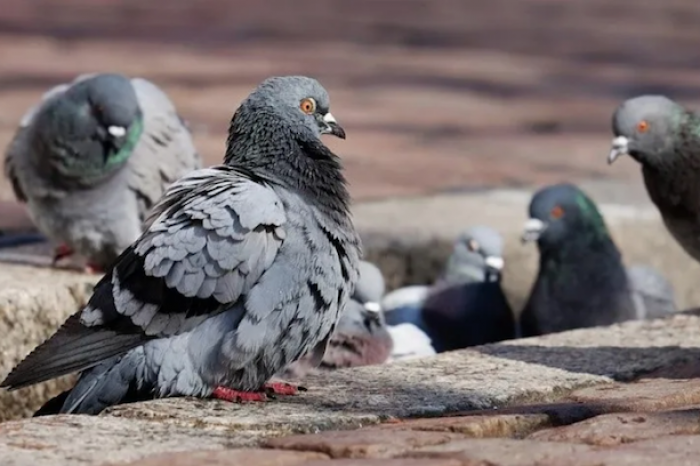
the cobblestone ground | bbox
[122,366,700,466]
[2,2,700,465]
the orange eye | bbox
[299,98,316,114]
[636,120,649,133]
[550,205,564,219]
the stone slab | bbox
[0,264,96,421]
[402,438,599,466]
[527,408,700,446]
[0,312,699,464]
[264,429,463,459]
[117,449,329,466]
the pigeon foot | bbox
[52,244,74,265]
[84,263,106,274]
[211,387,269,403]
[264,381,306,396]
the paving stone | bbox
[376,413,552,438]
[303,460,466,466]
[456,402,607,427]
[538,435,700,466]
[568,378,700,412]
[264,429,463,459]
[401,438,598,465]
[527,408,700,446]
[0,265,96,421]
[0,415,255,466]
[118,449,329,466]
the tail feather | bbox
[2,314,147,390]
[33,390,70,417]
[60,351,148,415]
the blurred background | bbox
[0,0,697,203]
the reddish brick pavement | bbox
[1,0,700,205]
[122,373,700,465]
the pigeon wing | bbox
[1,165,286,389]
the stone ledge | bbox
[1,312,700,465]
[0,264,96,421]
[3,188,696,421]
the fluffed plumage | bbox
[5,73,201,269]
[4,75,360,415]
[520,183,676,337]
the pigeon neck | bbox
[540,236,623,275]
[225,115,351,221]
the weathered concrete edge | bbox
[2,312,700,465]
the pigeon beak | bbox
[608,136,629,165]
[363,301,382,314]
[484,256,504,271]
[108,126,127,138]
[521,218,547,243]
[319,112,346,139]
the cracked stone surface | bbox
[1,312,700,464]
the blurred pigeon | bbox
[4,73,201,271]
[3,75,360,415]
[608,95,700,264]
[280,260,392,379]
[520,183,676,337]
[382,285,430,329]
[382,226,516,352]
[280,299,392,380]
[626,265,677,319]
[353,260,385,310]
[386,323,436,361]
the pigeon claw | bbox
[264,381,306,396]
[52,244,75,264]
[84,263,105,275]
[211,387,269,403]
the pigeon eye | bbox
[467,239,480,251]
[299,98,316,115]
[550,205,564,219]
[637,120,649,133]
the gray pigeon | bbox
[608,95,700,263]
[280,300,392,380]
[383,226,516,352]
[3,75,360,415]
[353,260,385,311]
[520,183,676,337]
[4,73,201,271]
[280,260,391,380]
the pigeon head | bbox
[609,95,684,167]
[34,73,143,182]
[521,183,611,252]
[228,76,345,148]
[443,225,505,284]
[326,299,393,367]
[337,299,387,338]
[225,76,350,216]
[353,261,386,311]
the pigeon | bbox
[520,183,677,337]
[382,226,516,352]
[353,260,385,311]
[608,95,700,263]
[2,75,361,415]
[4,73,201,272]
[280,300,393,380]
[279,260,392,379]
[386,323,436,361]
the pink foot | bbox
[52,243,74,265]
[264,381,305,396]
[84,262,105,274]
[211,387,268,403]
